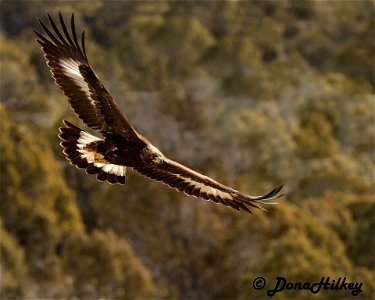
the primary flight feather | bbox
[34,12,284,213]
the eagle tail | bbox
[58,120,126,184]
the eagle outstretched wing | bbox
[35,12,284,213]
[134,161,283,213]
[34,12,139,140]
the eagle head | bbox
[143,145,164,166]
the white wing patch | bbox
[77,130,103,145]
[76,131,126,177]
[180,177,233,200]
[60,58,93,104]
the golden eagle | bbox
[34,13,283,213]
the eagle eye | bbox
[151,154,163,166]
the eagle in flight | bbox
[34,12,283,214]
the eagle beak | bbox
[152,156,163,166]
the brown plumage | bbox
[34,12,284,213]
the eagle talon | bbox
[83,144,107,163]
[94,152,107,163]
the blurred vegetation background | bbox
[0,1,374,299]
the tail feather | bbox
[59,120,126,185]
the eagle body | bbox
[35,12,284,213]
[60,121,162,184]
[94,134,147,167]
